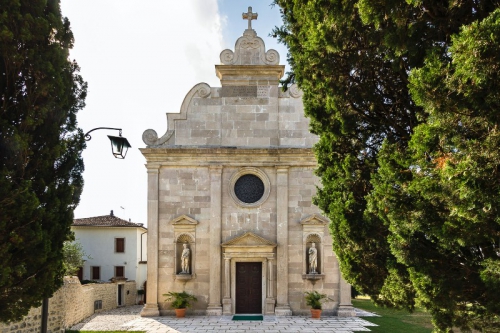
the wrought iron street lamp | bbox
[84,127,131,159]
[39,127,131,333]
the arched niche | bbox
[175,234,194,277]
[170,215,199,280]
[306,233,322,274]
[300,214,328,280]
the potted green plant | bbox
[305,290,329,318]
[163,291,198,317]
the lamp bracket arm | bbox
[84,127,123,141]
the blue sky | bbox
[59,1,288,224]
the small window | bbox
[115,266,124,278]
[115,238,125,253]
[91,266,100,280]
[94,300,102,310]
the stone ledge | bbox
[140,147,317,166]
[302,273,325,281]
[175,273,194,281]
[215,65,285,83]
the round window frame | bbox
[229,167,270,208]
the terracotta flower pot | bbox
[310,308,322,318]
[175,308,186,317]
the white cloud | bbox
[60,1,223,223]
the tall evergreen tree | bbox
[274,0,500,331]
[0,0,86,322]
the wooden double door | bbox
[235,262,262,313]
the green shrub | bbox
[304,291,328,310]
[163,291,197,309]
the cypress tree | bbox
[274,0,500,331]
[0,0,86,322]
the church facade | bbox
[140,8,354,317]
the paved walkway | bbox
[70,305,379,333]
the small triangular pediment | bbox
[222,232,276,248]
[171,215,199,225]
[299,214,329,225]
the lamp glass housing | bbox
[107,135,131,159]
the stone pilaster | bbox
[267,258,274,298]
[337,275,356,317]
[265,257,276,314]
[207,165,223,315]
[141,167,160,317]
[222,256,232,315]
[224,257,231,298]
[275,166,292,316]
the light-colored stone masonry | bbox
[145,151,344,316]
[287,167,340,315]
[0,277,136,333]
[140,11,355,317]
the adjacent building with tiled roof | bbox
[72,210,147,304]
[73,212,146,228]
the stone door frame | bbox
[223,252,275,315]
[221,232,277,315]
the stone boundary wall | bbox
[0,277,137,333]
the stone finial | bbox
[242,6,258,30]
[219,7,279,66]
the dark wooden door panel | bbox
[235,262,262,313]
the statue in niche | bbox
[180,243,191,274]
[308,242,318,274]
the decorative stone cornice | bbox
[140,147,317,167]
[142,83,211,147]
[170,215,199,225]
[222,232,277,248]
[215,65,284,84]
[299,214,329,225]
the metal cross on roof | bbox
[242,6,258,30]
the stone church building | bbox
[140,8,354,317]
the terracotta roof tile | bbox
[73,213,146,229]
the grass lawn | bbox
[353,298,434,333]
